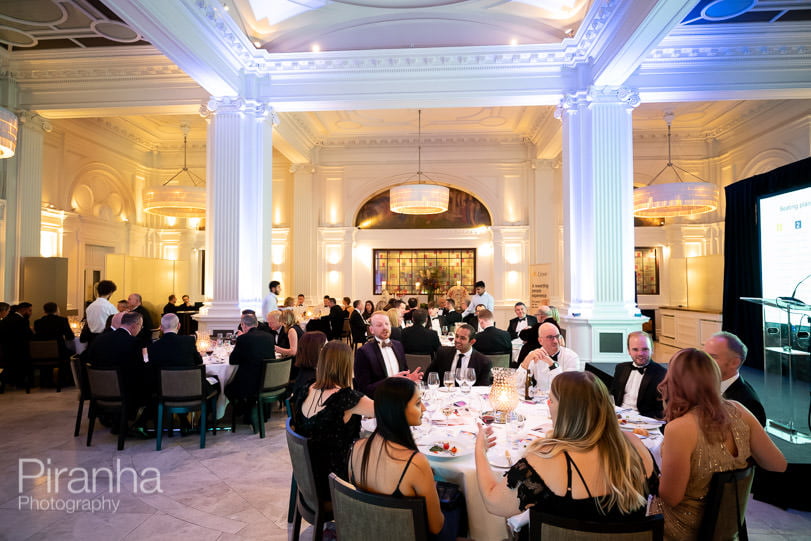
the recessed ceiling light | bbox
[253,40,261,48]
[510,39,518,46]
[311,44,321,53]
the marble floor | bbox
[1,387,811,541]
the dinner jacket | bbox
[328,305,345,340]
[427,346,492,386]
[610,361,667,419]
[132,305,154,348]
[724,375,767,426]
[162,303,177,315]
[507,315,538,340]
[473,326,513,355]
[225,327,276,399]
[401,324,441,356]
[147,332,202,369]
[354,338,406,398]
[34,314,75,359]
[83,327,152,408]
[390,326,403,342]
[349,309,367,344]
[444,310,462,326]
[428,315,447,331]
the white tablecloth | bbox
[415,387,663,541]
[203,344,237,419]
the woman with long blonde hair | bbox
[653,348,785,540]
[475,371,656,523]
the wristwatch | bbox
[549,361,559,370]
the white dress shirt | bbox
[376,338,400,377]
[720,373,740,394]
[85,297,117,333]
[462,291,495,316]
[621,367,645,411]
[261,292,278,320]
[450,350,472,373]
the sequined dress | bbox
[653,404,751,540]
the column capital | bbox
[200,96,279,125]
[17,110,52,133]
[555,86,640,119]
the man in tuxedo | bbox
[472,310,512,355]
[162,295,177,315]
[354,311,422,397]
[225,313,276,400]
[610,331,666,419]
[0,302,34,387]
[444,298,462,327]
[427,324,491,386]
[401,309,440,356]
[33,302,75,361]
[327,297,345,340]
[507,302,538,340]
[426,302,446,333]
[296,294,306,307]
[704,331,767,426]
[84,311,151,419]
[148,313,203,369]
[128,293,154,348]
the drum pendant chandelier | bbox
[143,123,206,218]
[389,110,449,215]
[633,113,719,218]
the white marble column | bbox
[556,86,645,363]
[16,112,51,259]
[291,163,316,302]
[195,97,274,334]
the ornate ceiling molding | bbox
[316,134,528,147]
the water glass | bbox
[506,412,526,450]
[427,372,440,395]
[443,371,455,392]
[465,368,476,387]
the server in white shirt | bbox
[610,331,666,419]
[84,280,118,339]
[261,280,281,320]
[461,280,494,317]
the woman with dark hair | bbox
[349,377,444,536]
[653,348,785,540]
[292,340,374,498]
[361,300,375,323]
[475,371,657,524]
[290,331,327,398]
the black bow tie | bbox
[380,340,392,348]
[631,365,647,375]
[517,318,525,322]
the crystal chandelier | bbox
[633,113,719,218]
[389,110,449,215]
[144,123,206,218]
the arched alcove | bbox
[354,186,491,228]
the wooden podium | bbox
[742,297,811,444]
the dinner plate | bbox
[419,441,473,459]
[487,447,514,469]
[619,421,663,431]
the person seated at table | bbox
[225,313,275,402]
[33,301,75,362]
[354,312,422,398]
[386,307,403,341]
[349,300,367,345]
[443,298,462,327]
[472,309,512,356]
[519,305,561,342]
[348,377,444,536]
[652,348,786,541]
[426,302,445,333]
[148,314,202,369]
[427,323,491,386]
[290,331,327,398]
[282,296,296,309]
[610,331,666,419]
[275,309,303,358]
[361,300,375,323]
[514,322,579,390]
[474,371,658,529]
[507,302,537,340]
[292,340,374,499]
[180,295,194,309]
[401,308,440,357]
[514,321,541,367]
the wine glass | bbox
[443,371,455,393]
[463,368,476,393]
[427,372,440,396]
[455,368,464,388]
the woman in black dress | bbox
[292,340,374,497]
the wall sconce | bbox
[505,244,521,265]
[327,244,342,265]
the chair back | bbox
[30,340,59,360]
[286,418,324,511]
[405,354,432,373]
[329,473,428,541]
[159,366,205,406]
[70,355,90,398]
[85,364,123,405]
[585,362,614,389]
[486,353,511,369]
[261,357,292,394]
[530,509,664,540]
[697,465,755,541]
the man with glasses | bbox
[514,322,580,389]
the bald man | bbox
[515,322,580,391]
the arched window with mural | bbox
[355,187,491,298]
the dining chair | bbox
[697,465,755,541]
[284,397,298,523]
[405,354,432,373]
[529,509,664,540]
[85,363,129,451]
[69,354,90,436]
[155,365,219,451]
[329,473,429,541]
[28,339,64,393]
[231,356,292,438]
[341,319,352,345]
[485,353,511,369]
[286,418,333,541]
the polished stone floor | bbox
[1,387,811,540]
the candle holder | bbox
[195,332,213,354]
[488,367,519,423]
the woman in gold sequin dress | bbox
[653,348,786,540]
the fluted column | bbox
[16,112,51,258]
[556,86,644,362]
[291,163,316,302]
[195,97,275,334]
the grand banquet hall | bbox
[0,0,810,539]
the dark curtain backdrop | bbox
[722,157,811,370]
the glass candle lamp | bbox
[489,367,519,422]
